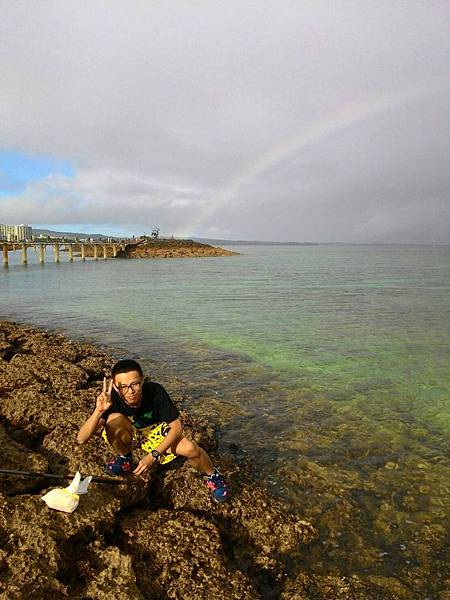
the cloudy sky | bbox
[1,1,449,242]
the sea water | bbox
[1,244,449,590]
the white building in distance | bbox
[0,224,33,241]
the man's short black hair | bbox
[111,359,143,379]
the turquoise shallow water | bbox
[1,244,449,590]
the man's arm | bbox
[155,418,183,455]
[77,409,106,444]
[77,377,113,444]
[133,418,183,475]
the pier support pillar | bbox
[21,243,28,265]
[93,245,98,260]
[112,244,117,257]
[2,244,8,268]
[38,244,45,264]
[102,244,107,259]
[53,244,60,263]
[81,244,86,261]
[68,245,74,262]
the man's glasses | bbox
[117,381,142,394]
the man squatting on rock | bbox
[77,359,230,502]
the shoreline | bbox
[0,319,421,599]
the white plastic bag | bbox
[41,471,92,513]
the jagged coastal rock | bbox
[0,321,429,599]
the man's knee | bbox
[105,413,132,436]
[175,437,201,459]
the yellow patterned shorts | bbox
[102,421,176,465]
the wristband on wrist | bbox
[151,450,160,461]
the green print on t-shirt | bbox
[132,411,154,428]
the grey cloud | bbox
[1,1,449,241]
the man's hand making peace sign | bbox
[96,377,113,414]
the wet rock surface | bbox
[0,320,441,599]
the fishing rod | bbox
[0,468,123,485]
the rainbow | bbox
[183,78,450,236]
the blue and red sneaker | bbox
[205,468,230,503]
[104,453,133,476]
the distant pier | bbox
[2,240,129,267]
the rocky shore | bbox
[0,321,430,599]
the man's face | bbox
[113,370,143,406]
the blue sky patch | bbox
[0,150,75,197]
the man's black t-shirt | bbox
[101,381,180,429]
